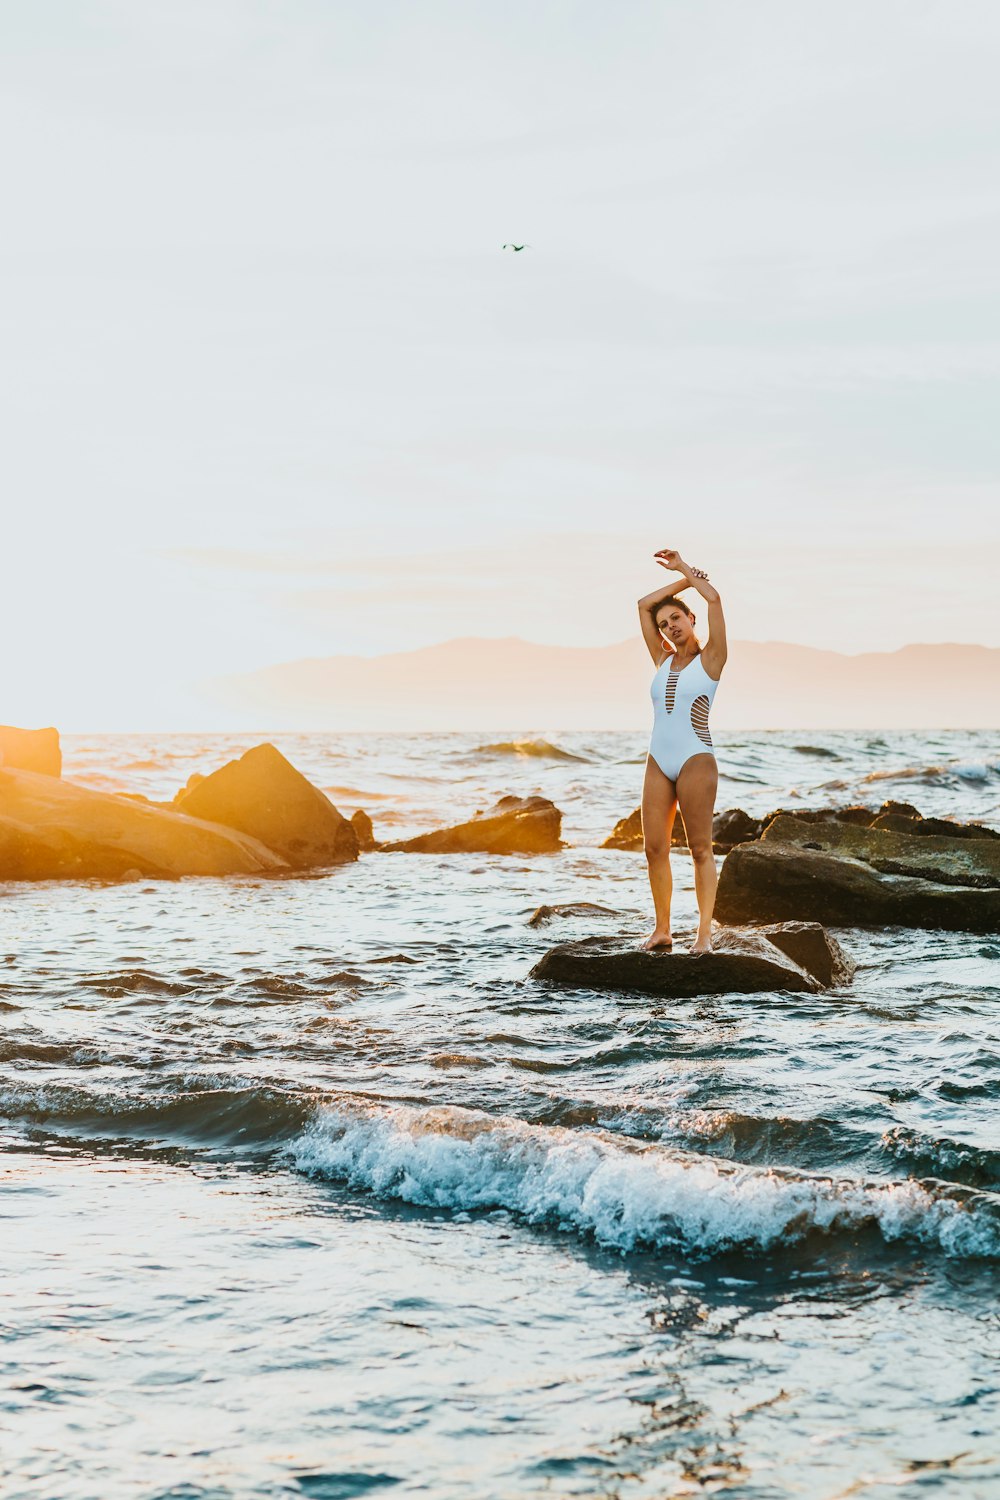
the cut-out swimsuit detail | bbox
[648,653,719,781]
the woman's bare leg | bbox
[677,753,719,953]
[641,754,678,949]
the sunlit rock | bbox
[175,743,358,868]
[380,794,562,854]
[0,726,61,777]
[350,809,376,852]
[0,767,287,881]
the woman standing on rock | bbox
[638,549,728,953]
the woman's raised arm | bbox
[637,573,693,662]
[654,550,727,674]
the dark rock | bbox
[761,814,1000,889]
[527,901,620,927]
[871,811,1000,841]
[759,920,855,987]
[381,794,562,855]
[761,805,877,833]
[716,840,1000,934]
[712,808,763,852]
[529,922,852,997]
[175,743,358,868]
[872,812,931,834]
[0,726,61,778]
[350,809,376,851]
[601,807,644,850]
[880,800,922,818]
[832,805,881,826]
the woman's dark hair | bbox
[654,596,701,650]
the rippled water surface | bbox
[3,729,999,1498]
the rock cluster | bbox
[0,731,358,881]
[0,723,566,880]
[716,813,1000,933]
[602,798,997,857]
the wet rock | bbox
[758,920,855,987]
[350,809,376,852]
[0,726,61,778]
[870,810,1000,841]
[527,901,620,927]
[0,767,288,881]
[761,801,1000,842]
[530,922,851,996]
[761,814,1000,889]
[380,794,562,854]
[716,834,1000,935]
[760,805,876,833]
[711,808,763,852]
[175,743,358,869]
[831,804,881,826]
[601,807,644,850]
[880,799,922,818]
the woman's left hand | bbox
[654,549,685,571]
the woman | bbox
[637,548,728,953]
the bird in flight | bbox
[502,243,530,252]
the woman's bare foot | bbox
[642,928,673,952]
[689,934,713,954]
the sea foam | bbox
[287,1102,1000,1261]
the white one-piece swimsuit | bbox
[648,652,719,782]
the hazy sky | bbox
[3,1,999,726]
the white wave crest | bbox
[286,1102,999,1261]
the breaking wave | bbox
[287,1102,1000,1262]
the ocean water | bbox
[2,728,999,1499]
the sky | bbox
[2,0,999,728]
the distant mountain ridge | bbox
[203,638,1000,730]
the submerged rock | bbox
[0,767,287,881]
[716,839,1000,934]
[381,794,562,855]
[0,726,61,778]
[175,743,358,868]
[527,901,620,927]
[530,922,852,997]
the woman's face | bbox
[656,604,693,646]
